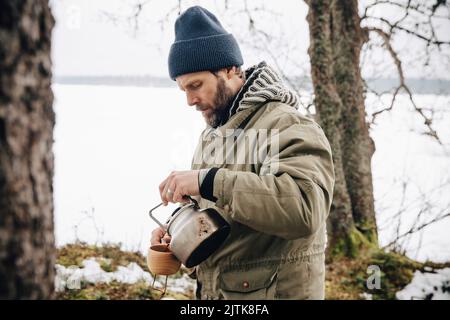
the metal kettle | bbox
[148,196,230,268]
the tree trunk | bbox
[0,1,55,299]
[306,0,378,258]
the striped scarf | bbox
[228,61,300,118]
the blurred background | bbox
[50,0,450,264]
[0,0,443,299]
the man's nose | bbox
[187,94,199,106]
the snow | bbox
[55,257,196,294]
[396,268,450,300]
[360,292,373,300]
[52,84,205,252]
[52,84,450,263]
[55,258,151,291]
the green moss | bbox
[55,243,196,300]
[164,291,192,300]
[331,226,375,259]
[98,258,114,272]
[55,280,160,300]
[56,241,448,300]
[56,242,149,272]
[55,280,194,300]
[365,251,421,299]
[326,248,447,300]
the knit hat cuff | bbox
[168,33,243,80]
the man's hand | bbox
[150,227,171,246]
[159,170,200,205]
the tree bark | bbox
[306,0,377,257]
[0,0,55,299]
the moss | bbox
[55,243,196,300]
[331,226,376,259]
[164,291,192,300]
[58,243,448,300]
[56,242,148,272]
[98,258,114,272]
[326,254,365,299]
[55,280,194,300]
[325,248,449,300]
[55,280,160,300]
[56,243,96,268]
[365,251,422,299]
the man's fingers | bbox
[159,170,198,205]
[159,176,169,195]
[165,181,177,204]
[159,177,169,205]
[162,234,172,244]
[150,227,171,247]
[161,177,174,206]
[172,184,185,203]
[178,194,190,203]
[150,228,165,246]
[174,191,190,204]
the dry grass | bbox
[56,242,449,300]
[55,242,194,300]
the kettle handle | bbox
[185,195,199,208]
[148,196,199,231]
[148,202,167,231]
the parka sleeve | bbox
[210,118,335,240]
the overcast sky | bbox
[50,0,450,79]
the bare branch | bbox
[99,0,152,37]
[362,0,450,60]
[234,0,313,115]
[130,0,150,35]
[367,16,450,47]
[362,0,450,21]
[380,175,450,253]
[366,27,441,143]
[382,211,450,249]
[370,86,401,122]
[157,4,181,32]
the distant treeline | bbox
[53,75,450,95]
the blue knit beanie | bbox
[168,6,243,80]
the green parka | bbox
[190,62,335,299]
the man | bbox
[151,6,335,300]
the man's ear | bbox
[225,66,237,80]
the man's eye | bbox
[192,82,201,89]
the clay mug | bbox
[147,243,181,276]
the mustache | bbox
[196,105,209,111]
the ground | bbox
[326,249,450,300]
[55,242,195,300]
[55,242,450,300]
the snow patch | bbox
[360,292,373,300]
[396,268,450,300]
[55,258,195,294]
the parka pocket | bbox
[218,264,278,300]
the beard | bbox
[197,77,235,128]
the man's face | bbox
[176,70,235,127]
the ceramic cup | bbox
[147,243,181,276]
